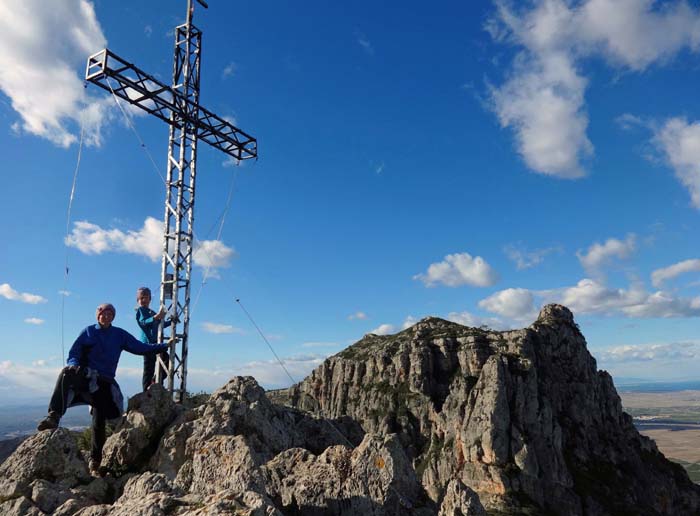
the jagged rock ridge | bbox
[0,380,440,514]
[0,304,697,515]
[286,304,700,515]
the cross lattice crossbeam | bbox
[86,49,257,161]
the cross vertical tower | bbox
[85,0,257,402]
[159,2,202,400]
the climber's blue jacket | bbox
[136,306,172,344]
[67,324,168,379]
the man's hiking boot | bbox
[37,412,60,431]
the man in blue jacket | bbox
[37,303,168,474]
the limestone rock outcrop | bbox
[437,479,486,516]
[101,383,178,476]
[1,376,429,514]
[286,304,700,515]
[1,304,698,515]
[0,428,90,502]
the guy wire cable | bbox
[106,77,166,185]
[233,295,412,510]
[191,164,240,316]
[234,297,297,386]
[57,112,87,417]
[60,115,86,364]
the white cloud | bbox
[621,291,700,318]
[546,278,646,314]
[0,359,204,402]
[616,113,645,131]
[65,218,162,260]
[356,31,374,55]
[0,283,47,304]
[24,317,45,325]
[597,341,700,364]
[446,311,510,330]
[370,324,395,336]
[348,311,368,320]
[156,354,328,392]
[192,239,237,277]
[222,61,236,78]
[488,0,700,178]
[576,234,636,275]
[65,217,236,275]
[301,342,338,348]
[0,360,61,398]
[402,315,419,330]
[573,0,700,70]
[504,243,560,270]
[0,0,111,147]
[236,354,327,389]
[414,252,499,288]
[542,278,700,318]
[201,322,244,335]
[477,277,700,320]
[489,49,591,178]
[654,117,700,208]
[478,288,538,321]
[652,259,700,288]
[144,25,153,38]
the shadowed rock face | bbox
[286,304,700,515]
[0,304,697,515]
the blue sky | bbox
[1,0,699,402]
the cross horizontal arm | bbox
[86,49,257,161]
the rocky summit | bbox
[1,304,699,515]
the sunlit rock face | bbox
[1,304,698,515]
[287,304,700,515]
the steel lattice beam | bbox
[85,49,257,161]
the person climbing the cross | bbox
[135,286,175,391]
[37,302,168,475]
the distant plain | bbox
[621,390,700,481]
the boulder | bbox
[179,434,266,494]
[30,478,72,513]
[0,428,90,498]
[0,495,44,516]
[263,433,433,514]
[152,376,361,484]
[438,479,487,515]
[101,384,177,475]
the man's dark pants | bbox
[48,367,120,462]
